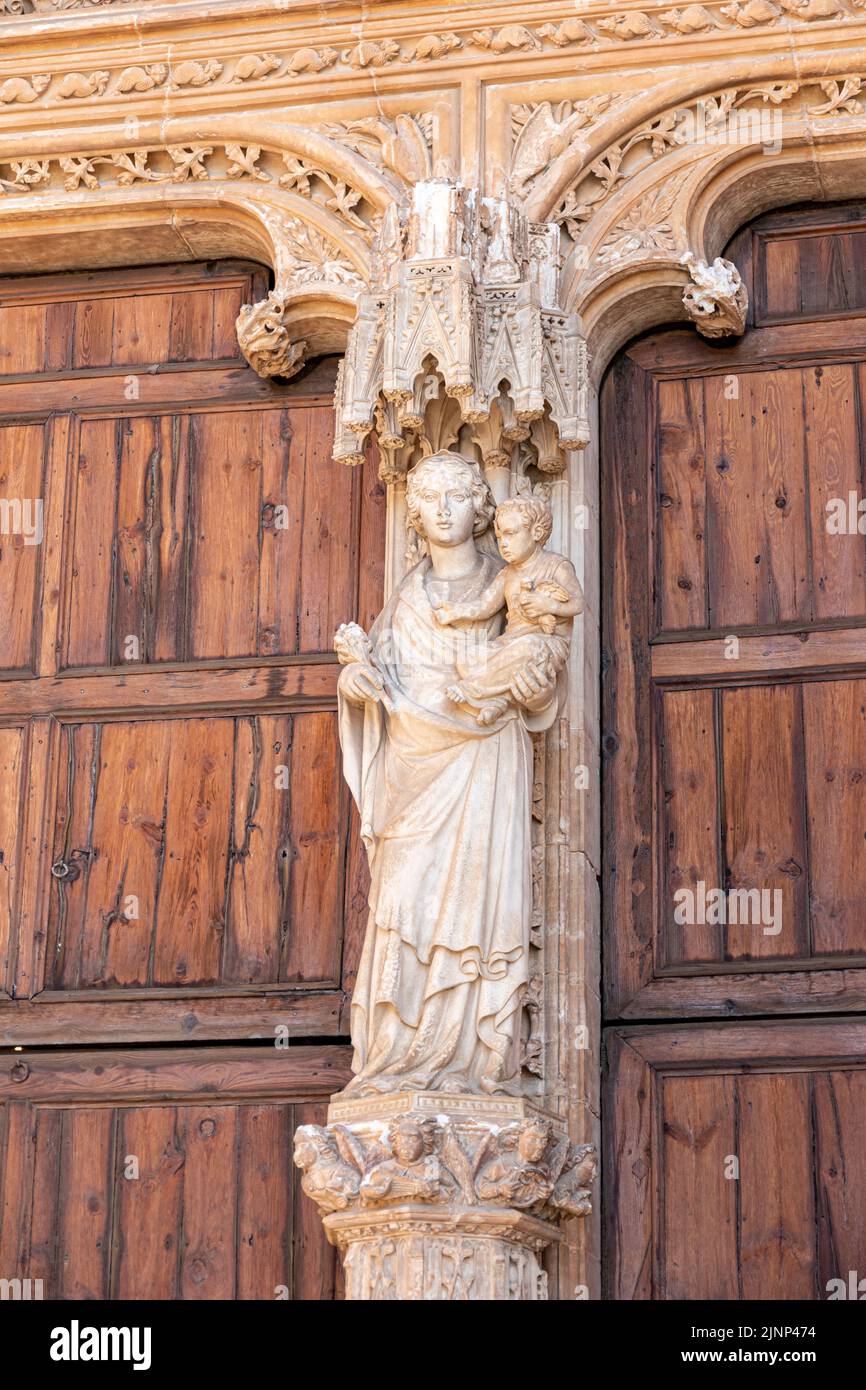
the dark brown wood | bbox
[0,1045,350,1300]
[605,1019,866,1300]
[0,261,383,1047]
[603,206,866,1017]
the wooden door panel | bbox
[0,262,261,376]
[656,365,866,638]
[62,405,358,670]
[0,1045,351,1300]
[605,1020,866,1300]
[603,216,866,1016]
[43,711,344,992]
[0,421,48,676]
[0,260,386,1044]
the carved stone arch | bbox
[0,113,415,372]
[523,56,866,226]
[562,128,866,375]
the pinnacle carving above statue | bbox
[334,180,591,471]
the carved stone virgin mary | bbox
[336,451,561,1096]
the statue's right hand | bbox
[339,661,386,707]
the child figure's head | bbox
[494,496,553,565]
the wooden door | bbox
[0,261,384,1297]
[602,204,866,1298]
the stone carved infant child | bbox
[433,494,584,725]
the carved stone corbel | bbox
[681,250,748,338]
[236,290,307,379]
[333,179,591,469]
[236,213,367,378]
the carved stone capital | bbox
[681,251,748,338]
[333,179,590,469]
[293,1092,596,1300]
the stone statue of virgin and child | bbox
[334,450,583,1098]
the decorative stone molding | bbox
[294,1094,596,1300]
[332,179,590,471]
[681,251,748,336]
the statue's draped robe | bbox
[338,554,558,1095]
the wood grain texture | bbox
[0,1047,349,1300]
[605,1019,866,1300]
[0,262,383,1050]
[603,207,866,1016]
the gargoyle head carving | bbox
[236,292,307,379]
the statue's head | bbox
[387,1116,432,1165]
[517,1119,551,1164]
[406,451,495,547]
[494,495,553,565]
[293,1125,334,1170]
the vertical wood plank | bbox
[661,1074,738,1299]
[298,411,356,653]
[282,712,342,984]
[112,1105,185,1300]
[720,685,809,960]
[179,1105,238,1300]
[656,377,707,632]
[802,679,866,956]
[152,718,233,987]
[187,412,262,660]
[736,1073,817,1299]
[64,417,117,668]
[55,1107,114,1299]
[258,409,303,657]
[0,726,25,995]
[813,1070,866,1296]
[806,364,866,620]
[660,689,721,965]
[224,714,292,985]
[236,1104,292,1299]
[0,422,47,673]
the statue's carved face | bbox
[391,1128,424,1164]
[406,453,494,544]
[494,510,537,566]
[413,469,477,548]
[294,1137,318,1170]
[518,1126,549,1164]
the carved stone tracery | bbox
[332,179,590,471]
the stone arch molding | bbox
[518,67,866,373]
[1,85,865,458]
[0,112,415,373]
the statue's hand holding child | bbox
[433,602,465,627]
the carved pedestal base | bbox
[327,1205,554,1301]
[293,1091,596,1302]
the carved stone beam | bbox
[333,179,591,468]
[293,1093,596,1301]
[680,250,748,339]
